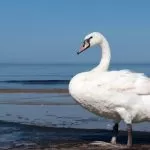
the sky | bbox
[0,0,150,64]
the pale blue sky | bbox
[0,0,150,63]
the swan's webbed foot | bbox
[127,124,132,147]
[111,123,119,144]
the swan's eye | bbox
[82,36,93,47]
[86,36,93,43]
[89,36,93,39]
[88,36,93,41]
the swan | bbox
[69,32,150,147]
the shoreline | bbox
[0,88,69,93]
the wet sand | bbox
[1,121,150,150]
[0,88,68,93]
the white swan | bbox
[69,32,150,147]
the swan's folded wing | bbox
[94,70,150,95]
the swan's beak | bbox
[77,46,87,55]
[77,42,90,55]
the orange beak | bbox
[77,41,90,55]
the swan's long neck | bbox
[92,36,111,72]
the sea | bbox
[1,63,150,89]
[1,63,150,148]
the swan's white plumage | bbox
[69,32,150,125]
[69,70,150,124]
[89,70,150,94]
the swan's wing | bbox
[91,70,150,95]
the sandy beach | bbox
[1,121,150,150]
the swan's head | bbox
[77,32,103,55]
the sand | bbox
[8,142,150,150]
[0,88,68,93]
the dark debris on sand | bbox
[3,141,150,150]
[1,121,150,150]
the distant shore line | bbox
[0,88,69,93]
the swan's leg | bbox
[111,123,119,144]
[116,108,133,147]
[127,124,132,147]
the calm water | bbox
[0,63,150,89]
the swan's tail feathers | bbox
[141,95,150,103]
[141,95,150,115]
